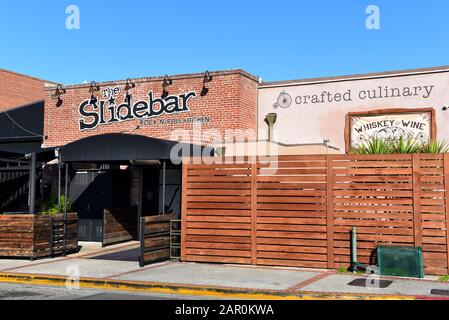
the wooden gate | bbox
[181,154,449,275]
[102,207,138,246]
[139,213,178,267]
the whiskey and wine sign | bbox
[346,108,436,151]
[78,86,197,131]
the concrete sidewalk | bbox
[0,245,448,299]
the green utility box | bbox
[377,245,424,278]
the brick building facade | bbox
[0,69,54,111]
[43,70,259,148]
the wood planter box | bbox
[0,213,78,259]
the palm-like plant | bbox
[353,137,449,154]
[421,140,449,154]
[352,137,393,154]
[391,137,422,154]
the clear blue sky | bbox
[1,0,448,84]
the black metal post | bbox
[138,167,143,240]
[139,217,145,267]
[28,152,37,214]
[162,161,166,215]
[63,163,69,255]
[57,157,61,215]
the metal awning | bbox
[0,101,53,155]
[0,101,56,214]
[60,133,214,162]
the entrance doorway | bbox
[141,165,181,218]
[56,133,213,265]
[70,168,131,242]
[68,162,182,245]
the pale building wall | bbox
[217,141,340,157]
[258,67,449,153]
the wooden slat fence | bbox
[139,213,178,267]
[257,155,328,269]
[183,163,252,264]
[0,213,78,259]
[181,154,449,275]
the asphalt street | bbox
[0,282,219,300]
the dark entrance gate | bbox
[70,169,132,242]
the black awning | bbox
[0,101,44,142]
[0,141,44,154]
[60,133,214,162]
[0,101,52,155]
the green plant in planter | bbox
[353,137,449,154]
[391,137,422,154]
[40,195,74,216]
[352,137,393,154]
[421,140,449,154]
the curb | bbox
[0,272,416,300]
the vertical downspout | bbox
[351,227,357,272]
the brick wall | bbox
[43,70,259,147]
[0,69,52,111]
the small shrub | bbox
[40,195,74,216]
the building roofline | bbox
[45,69,260,91]
[0,68,57,85]
[0,100,44,113]
[259,65,449,89]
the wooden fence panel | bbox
[419,155,448,275]
[330,155,415,268]
[0,214,78,259]
[0,215,36,257]
[183,162,252,264]
[256,156,328,269]
[182,154,449,275]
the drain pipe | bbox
[264,113,277,142]
[351,227,358,272]
[351,227,367,272]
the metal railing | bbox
[170,219,181,261]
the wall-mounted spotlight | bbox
[201,71,213,96]
[125,78,136,92]
[264,113,277,142]
[51,84,66,107]
[124,78,136,101]
[89,81,100,105]
[161,75,173,99]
